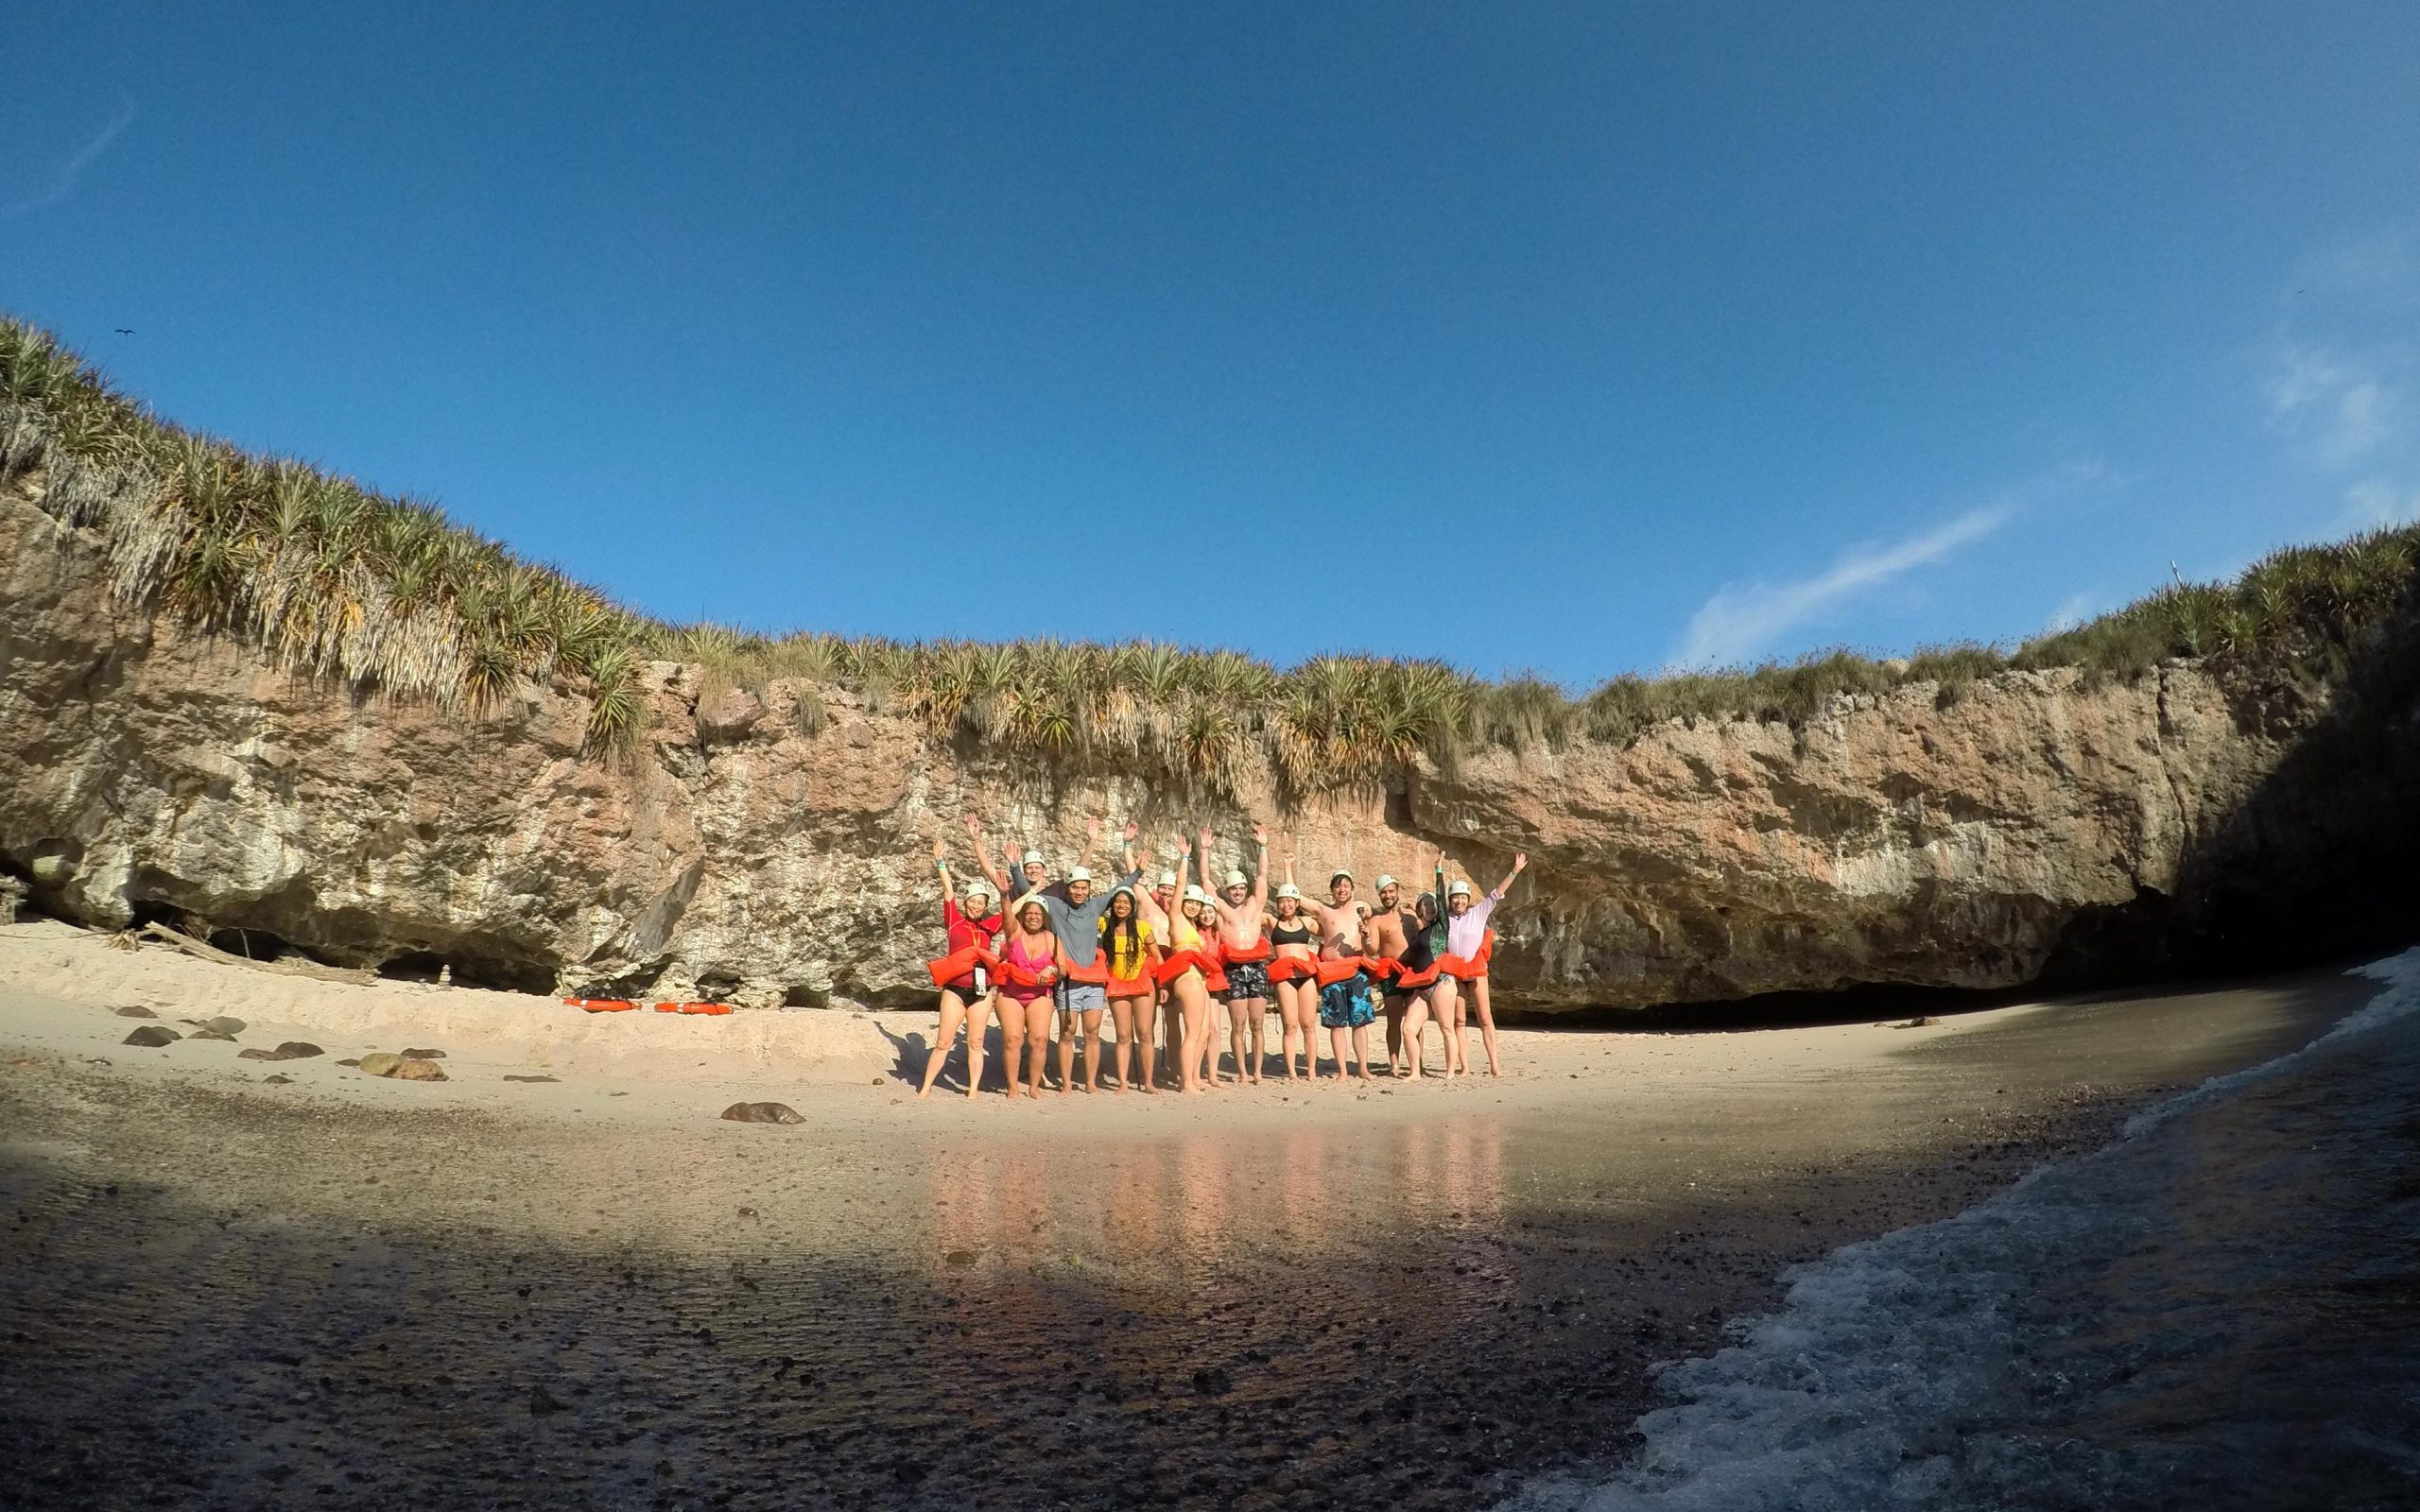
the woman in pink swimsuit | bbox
[997,894,1066,1101]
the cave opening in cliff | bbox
[376,950,554,995]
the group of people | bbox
[915,816,1528,1100]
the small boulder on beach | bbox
[503,1074,558,1084]
[111,1005,156,1020]
[189,1029,237,1042]
[392,1059,448,1081]
[401,1048,445,1060]
[357,1053,405,1076]
[720,1101,804,1125]
[122,1026,180,1047]
[274,1042,323,1058]
[201,1016,247,1036]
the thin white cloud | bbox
[3,96,137,215]
[2043,592,2096,634]
[2341,478,2420,532]
[1672,505,2012,670]
[2266,346,2398,469]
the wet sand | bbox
[0,919,2380,1510]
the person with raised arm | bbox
[1200,824,1273,1085]
[1150,835,1222,1094]
[1121,823,1183,1088]
[917,838,1004,1100]
[1288,849,1378,1081]
[970,816,1136,1093]
[995,890,1066,1100]
[1433,851,1527,1077]
[1364,871,1411,1073]
[1098,885,1160,1093]
[1264,856,1322,1080]
[1391,861,1449,1079]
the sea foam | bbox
[1503,950,2420,1512]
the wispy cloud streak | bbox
[4,96,137,215]
[1672,505,2012,669]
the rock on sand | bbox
[122,1025,180,1047]
[720,1101,804,1125]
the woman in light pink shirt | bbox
[1434,852,1525,1077]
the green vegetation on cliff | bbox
[5,316,2415,799]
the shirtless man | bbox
[1285,848,1377,1080]
[1199,824,1272,1085]
[1364,873,1413,1072]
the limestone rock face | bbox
[3,492,2411,1013]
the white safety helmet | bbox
[1223,868,1248,887]
[1274,884,1302,901]
[1021,850,1046,867]
[1447,877,1474,898]
[1067,867,1092,884]
[962,880,996,904]
[1156,870,1179,889]
[1374,873,1399,891]
[1183,885,1211,904]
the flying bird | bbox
[114,327,133,335]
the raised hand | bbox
[965,815,982,838]
[1252,822,1268,847]
[931,837,946,861]
[1175,836,1192,858]
[1123,820,1140,842]
[1513,852,1529,871]
[1087,816,1104,839]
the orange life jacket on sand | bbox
[565,998,638,1012]
[654,1002,734,1015]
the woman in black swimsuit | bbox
[1265,885,1322,1081]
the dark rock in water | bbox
[1191,1366,1235,1397]
[111,1005,156,1019]
[720,1101,804,1125]
[262,1074,293,1085]
[201,1016,247,1035]
[502,1074,558,1084]
[274,1041,323,1058]
[527,1383,569,1416]
[122,1025,180,1047]
[400,1047,444,1059]
[189,1029,236,1042]
[391,1058,447,1081]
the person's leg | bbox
[1401,990,1430,1079]
[1135,992,1161,1093]
[963,991,992,1099]
[1242,995,1267,1082]
[1109,998,1135,1091]
[919,989,969,1098]
[1080,1007,1106,1091]
[1054,998,1078,1093]
[1472,975,1500,1075]
[1023,997,1053,1098]
[1290,982,1316,1078]
[1328,1022,1349,1080]
[996,997,1027,1098]
[1384,993,1406,1073]
[1223,995,1247,1085]
[1429,979,1460,1078]
[1350,1022,1372,1079]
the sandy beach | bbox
[0,918,2379,1510]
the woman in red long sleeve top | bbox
[917,838,1007,1099]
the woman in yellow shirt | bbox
[1099,886,1161,1093]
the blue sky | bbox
[6,3,2418,686]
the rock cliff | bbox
[5,490,2412,1012]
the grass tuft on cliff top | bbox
[5,315,2415,797]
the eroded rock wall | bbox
[0,491,2383,1010]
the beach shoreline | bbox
[0,918,2383,1509]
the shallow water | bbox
[1508,953,2420,1512]
[0,968,2381,1510]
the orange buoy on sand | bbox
[565,998,639,1013]
[653,1002,735,1016]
